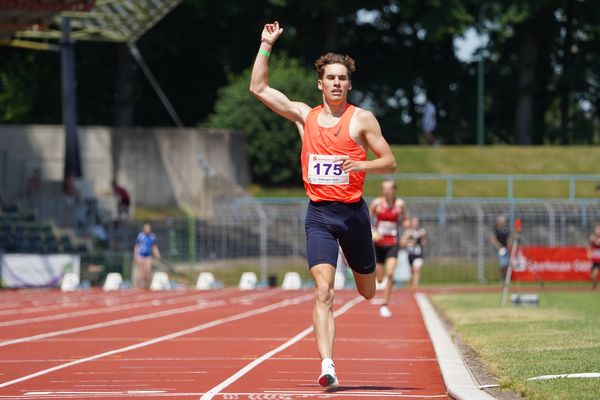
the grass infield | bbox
[430,291,600,400]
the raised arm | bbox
[249,21,310,125]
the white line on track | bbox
[0,289,287,348]
[199,296,364,400]
[0,392,449,399]
[0,289,178,314]
[0,295,187,327]
[0,293,313,390]
[264,391,448,398]
[0,300,224,348]
[0,290,237,327]
[266,390,448,397]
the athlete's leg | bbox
[134,257,144,288]
[352,269,376,300]
[339,200,376,300]
[140,258,152,288]
[375,262,384,283]
[410,258,424,290]
[382,255,397,304]
[310,263,336,361]
[592,266,599,289]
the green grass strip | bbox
[430,291,600,400]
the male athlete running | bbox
[250,21,396,388]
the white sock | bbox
[321,357,334,371]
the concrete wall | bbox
[0,125,249,216]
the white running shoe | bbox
[379,305,392,318]
[318,358,339,388]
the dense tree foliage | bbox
[205,56,320,185]
[0,0,597,148]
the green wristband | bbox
[258,48,271,57]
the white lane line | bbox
[0,391,449,399]
[0,295,187,327]
[0,291,252,327]
[25,391,167,395]
[0,291,241,327]
[266,391,448,398]
[199,296,364,400]
[0,293,312,389]
[0,289,286,347]
[0,301,224,348]
[0,290,178,315]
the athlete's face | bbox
[595,226,600,236]
[317,64,351,104]
[381,181,395,198]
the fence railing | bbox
[367,173,600,201]
[97,198,600,287]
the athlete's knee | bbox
[314,281,334,306]
[357,281,376,300]
[359,286,376,300]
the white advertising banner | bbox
[1,254,80,288]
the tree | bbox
[0,48,61,123]
[204,55,321,185]
[1,0,598,145]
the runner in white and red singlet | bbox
[369,180,408,318]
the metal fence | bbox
[104,198,600,286]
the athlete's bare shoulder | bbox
[353,106,377,124]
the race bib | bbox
[307,154,349,185]
[377,221,398,236]
[408,244,422,256]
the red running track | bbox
[0,287,448,399]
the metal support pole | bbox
[568,176,575,201]
[445,176,453,200]
[477,56,485,146]
[188,214,196,272]
[252,202,268,287]
[507,176,514,200]
[61,17,82,179]
[128,43,183,128]
[475,205,486,283]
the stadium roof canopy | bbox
[0,0,181,50]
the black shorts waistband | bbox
[309,198,365,209]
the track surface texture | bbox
[0,288,448,399]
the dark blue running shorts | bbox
[305,198,376,274]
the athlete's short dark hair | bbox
[314,53,356,79]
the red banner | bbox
[511,246,593,281]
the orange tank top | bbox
[301,104,366,202]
